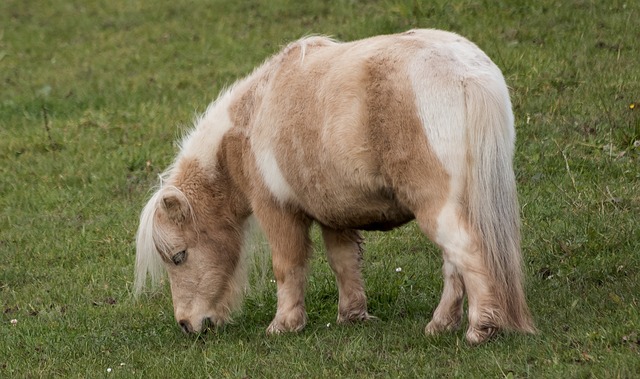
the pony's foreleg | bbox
[321,227,374,323]
[425,256,465,334]
[254,202,312,334]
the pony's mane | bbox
[134,185,167,295]
[175,89,237,170]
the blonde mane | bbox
[134,187,167,295]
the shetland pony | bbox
[135,29,535,344]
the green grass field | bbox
[1,0,639,377]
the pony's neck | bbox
[166,56,278,220]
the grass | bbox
[1,0,639,377]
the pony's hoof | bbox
[266,322,283,335]
[266,321,306,335]
[465,326,498,345]
[425,321,444,335]
[425,318,460,335]
[337,311,377,324]
[266,311,307,334]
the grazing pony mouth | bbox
[178,317,217,334]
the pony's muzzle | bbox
[178,317,214,334]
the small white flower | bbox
[10,319,17,325]
[107,368,112,373]
[326,323,331,328]
[395,267,402,272]
[120,363,125,366]
[270,279,276,283]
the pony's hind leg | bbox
[321,227,374,323]
[425,257,465,334]
[418,202,499,345]
[253,201,312,334]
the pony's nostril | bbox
[178,319,193,334]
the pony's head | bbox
[134,157,250,333]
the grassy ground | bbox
[1,0,639,377]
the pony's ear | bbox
[160,190,190,224]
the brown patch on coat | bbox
[361,43,451,237]
[228,81,258,130]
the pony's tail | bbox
[464,75,536,334]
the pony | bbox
[134,29,535,344]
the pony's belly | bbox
[302,193,415,231]
[350,215,414,231]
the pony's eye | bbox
[171,250,187,265]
